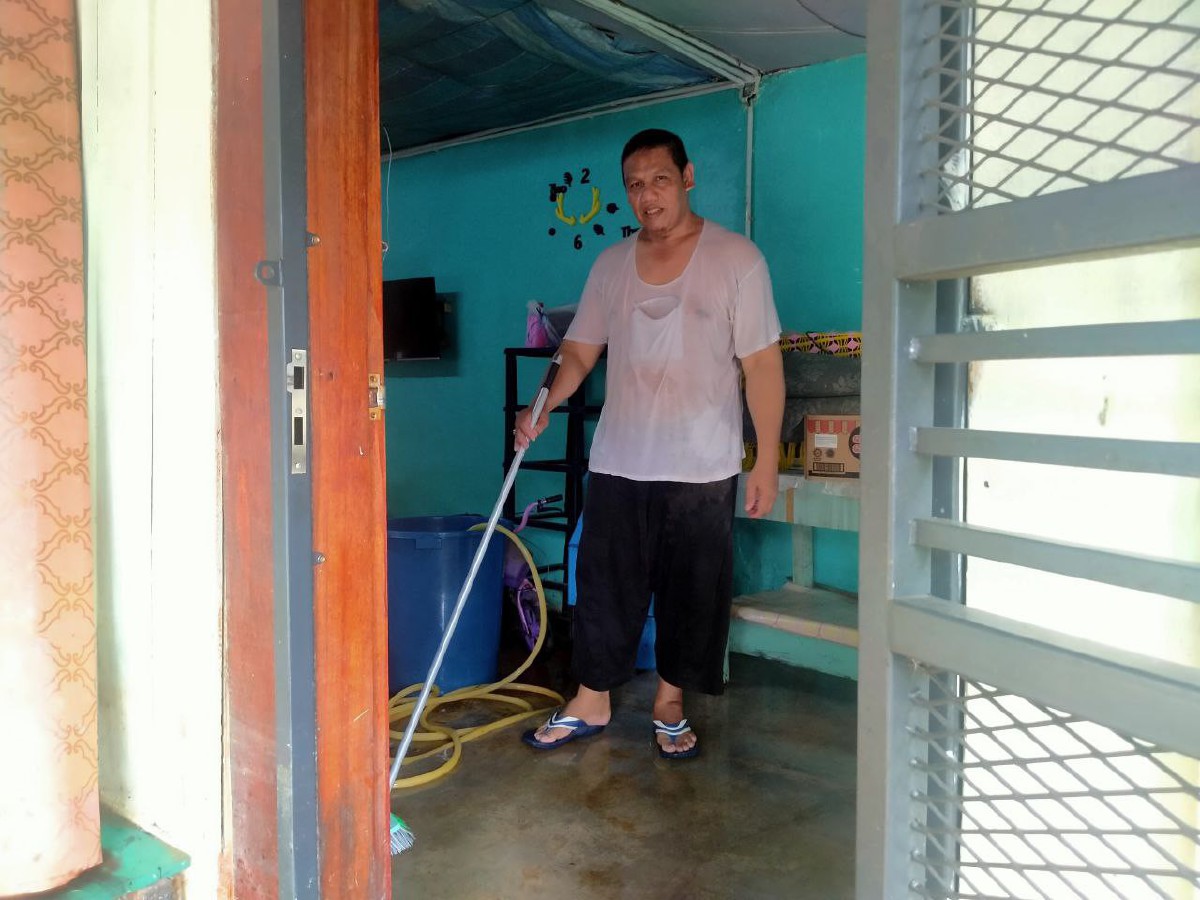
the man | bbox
[515,128,784,759]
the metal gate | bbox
[858,1,1200,897]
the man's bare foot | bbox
[533,685,611,744]
[653,678,697,756]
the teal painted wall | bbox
[743,55,866,596]
[754,55,865,332]
[382,56,866,599]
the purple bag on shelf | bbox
[526,301,577,348]
[526,301,550,348]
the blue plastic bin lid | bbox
[387,514,488,549]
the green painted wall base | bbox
[728,619,858,682]
[46,808,190,899]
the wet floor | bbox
[391,653,857,899]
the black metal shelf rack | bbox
[502,346,601,595]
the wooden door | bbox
[305,1,390,897]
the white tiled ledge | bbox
[731,583,859,648]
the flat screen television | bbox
[383,277,443,361]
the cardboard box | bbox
[804,415,861,479]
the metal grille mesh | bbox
[926,0,1200,212]
[909,668,1200,899]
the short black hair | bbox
[621,128,689,173]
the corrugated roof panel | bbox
[379,0,716,150]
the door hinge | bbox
[368,373,385,420]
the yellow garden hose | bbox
[387,522,563,789]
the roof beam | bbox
[555,0,761,88]
[381,81,738,160]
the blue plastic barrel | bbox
[386,515,504,694]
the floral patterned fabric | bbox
[0,0,101,892]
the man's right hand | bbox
[513,340,604,452]
[513,405,549,452]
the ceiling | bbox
[379,0,866,154]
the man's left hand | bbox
[743,464,778,519]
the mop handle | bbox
[389,354,562,789]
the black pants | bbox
[572,472,738,696]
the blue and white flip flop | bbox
[521,709,606,750]
[653,718,699,760]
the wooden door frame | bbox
[215,0,388,897]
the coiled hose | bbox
[387,522,563,789]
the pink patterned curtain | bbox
[0,0,101,892]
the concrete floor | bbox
[391,654,857,899]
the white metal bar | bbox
[926,71,1200,133]
[911,319,1200,363]
[389,357,561,788]
[745,95,755,237]
[915,826,1200,839]
[858,0,942,896]
[891,596,1200,756]
[912,427,1200,478]
[563,0,759,85]
[916,785,1200,807]
[913,744,1196,774]
[912,518,1200,603]
[894,166,1200,280]
[953,34,1200,85]
[915,855,1192,881]
[927,106,1195,192]
[939,0,1200,36]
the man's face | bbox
[622,146,695,235]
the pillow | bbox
[782,352,861,399]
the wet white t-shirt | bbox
[565,219,781,483]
